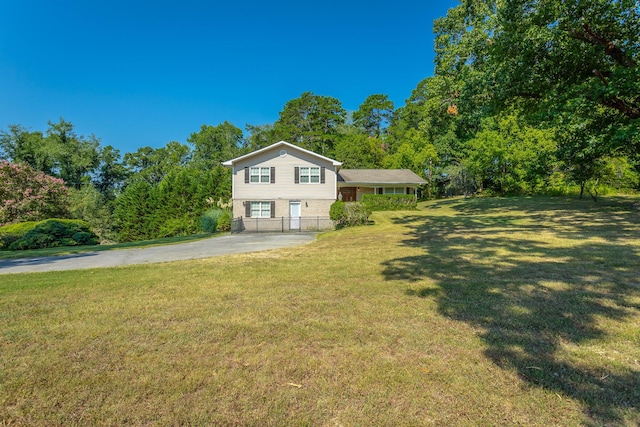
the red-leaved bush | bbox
[0,160,69,225]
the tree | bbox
[1,120,105,188]
[0,160,69,225]
[0,125,53,173]
[152,165,231,237]
[334,134,386,169]
[384,129,439,181]
[45,119,100,189]
[272,92,346,156]
[69,184,117,242]
[113,179,156,242]
[434,0,639,158]
[497,0,639,169]
[113,165,231,242]
[494,0,639,120]
[245,123,276,151]
[353,94,394,138]
[188,121,244,169]
[123,141,190,185]
[555,107,615,200]
[465,112,557,194]
[95,145,129,201]
[433,0,497,140]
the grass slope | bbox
[1,196,639,425]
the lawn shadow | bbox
[383,197,640,424]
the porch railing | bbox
[231,216,333,233]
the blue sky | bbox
[0,0,458,154]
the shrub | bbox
[329,201,346,222]
[157,216,193,238]
[217,209,232,232]
[330,201,371,229]
[200,209,224,233]
[361,194,418,211]
[7,219,99,250]
[0,221,41,249]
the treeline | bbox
[1,0,638,243]
[426,0,639,199]
[0,119,234,242]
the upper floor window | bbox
[299,167,320,183]
[250,167,271,183]
[294,166,325,184]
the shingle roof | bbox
[222,141,342,167]
[338,169,427,185]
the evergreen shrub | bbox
[6,219,99,250]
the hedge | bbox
[361,194,418,211]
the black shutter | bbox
[320,167,325,184]
[377,187,383,195]
[406,187,410,194]
[270,167,275,184]
[244,167,249,183]
[294,167,299,184]
[245,202,251,217]
[270,201,275,218]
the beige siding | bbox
[231,145,337,217]
[232,199,334,219]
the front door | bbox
[340,187,357,202]
[289,202,301,230]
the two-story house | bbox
[222,141,341,230]
[222,141,426,231]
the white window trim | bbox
[299,166,320,184]
[250,167,271,184]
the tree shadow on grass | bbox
[383,198,640,424]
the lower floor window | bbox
[383,187,406,194]
[250,201,272,218]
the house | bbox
[222,141,341,231]
[222,141,426,231]
[337,169,426,202]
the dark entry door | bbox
[340,187,356,202]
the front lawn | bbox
[1,196,639,425]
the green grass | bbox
[1,196,639,425]
[0,232,220,260]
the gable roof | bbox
[338,169,427,185]
[222,141,342,167]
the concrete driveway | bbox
[0,233,317,275]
